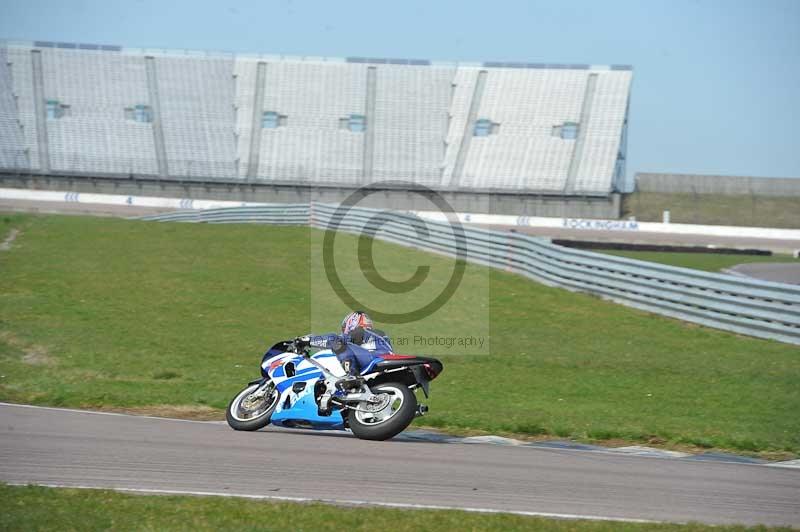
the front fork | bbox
[247,378,274,399]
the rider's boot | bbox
[335,375,365,392]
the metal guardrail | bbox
[139,204,310,225]
[142,203,800,346]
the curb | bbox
[396,430,797,467]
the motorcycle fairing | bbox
[270,380,345,429]
[262,349,346,430]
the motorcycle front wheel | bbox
[226,381,278,431]
[348,382,417,441]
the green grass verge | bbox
[622,192,800,228]
[594,250,797,273]
[0,484,790,532]
[1,213,799,457]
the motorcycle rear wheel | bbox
[226,382,278,431]
[348,382,417,441]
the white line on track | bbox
[5,482,663,524]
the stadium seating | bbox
[39,47,158,175]
[0,40,632,196]
[459,68,586,192]
[372,64,454,186]
[4,47,39,169]
[0,47,27,169]
[155,55,237,179]
[572,72,630,193]
[251,61,366,184]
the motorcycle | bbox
[225,338,444,441]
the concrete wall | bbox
[0,172,621,218]
[636,172,800,197]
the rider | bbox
[297,311,393,385]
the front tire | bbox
[348,382,417,441]
[226,381,278,431]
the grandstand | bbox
[0,39,632,217]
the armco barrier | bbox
[141,204,800,346]
[140,204,310,225]
[5,187,800,241]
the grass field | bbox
[1,213,799,457]
[621,191,800,228]
[595,250,798,273]
[0,484,791,532]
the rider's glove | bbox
[294,336,311,349]
[348,326,365,345]
[331,337,347,355]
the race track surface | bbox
[0,198,172,217]
[1,404,798,526]
[726,263,800,285]
[483,224,800,255]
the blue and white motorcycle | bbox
[225,338,443,441]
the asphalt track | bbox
[0,198,170,217]
[1,404,798,526]
[726,263,800,285]
[483,224,800,255]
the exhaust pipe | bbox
[415,404,429,417]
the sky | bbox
[1,0,798,186]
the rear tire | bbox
[226,382,278,431]
[348,382,417,441]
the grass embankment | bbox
[0,484,790,532]
[621,191,800,228]
[595,250,797,273]
[1,213,799,457]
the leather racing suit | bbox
[307,328,393,376]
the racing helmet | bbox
[341,311,373,335]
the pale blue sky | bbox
[2,0,798,185]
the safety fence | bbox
[141,204,800,346]
[140,204,310,225]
